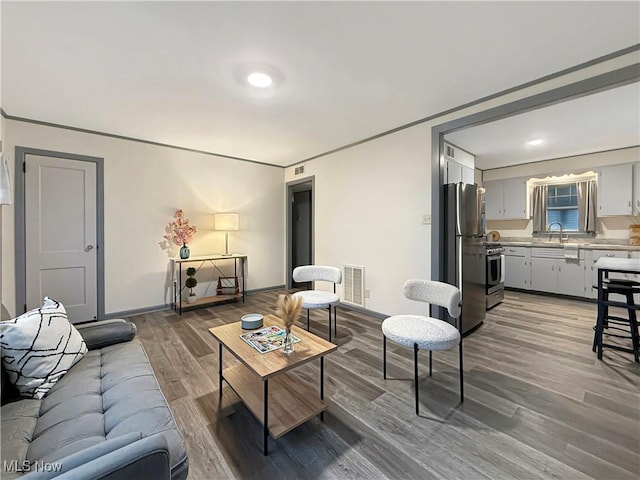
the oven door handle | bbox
[499,254,505,283]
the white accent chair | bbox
[292,265,342,342]
[382,279,463,415]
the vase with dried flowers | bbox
[276,294,302,355]
[164,209,198,259]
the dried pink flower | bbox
[164,209,198,246]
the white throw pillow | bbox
[0,297,87,399]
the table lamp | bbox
[215,213,239,256]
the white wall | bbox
[285,50,638,316]
[483,146,639,239]
[287,124,432,316]
[1,120,285,317]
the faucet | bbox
[547,222,568,244]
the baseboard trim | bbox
[338,302,388,321]
[104,304,171,319]
[246,285,286,295]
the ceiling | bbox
[2,2,639,167]
[446,81,640,170]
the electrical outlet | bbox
[422,214,431,225]
[364,288,370,298]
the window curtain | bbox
[531,185,547,232]
[577,179,597,233]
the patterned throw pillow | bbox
[0,298,87,399]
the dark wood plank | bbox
[128,289,640,480]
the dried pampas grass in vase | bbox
[277,294,302,355]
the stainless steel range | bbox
[485,243,505,309]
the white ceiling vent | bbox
[343,265,365,308]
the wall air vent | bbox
[294,165,305,175]
[342,265,365,307]
[446,144,455,158]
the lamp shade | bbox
[215,213,239,231]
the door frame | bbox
[285,176,315,289]
[430,62,640,286]
[14,147,105,319]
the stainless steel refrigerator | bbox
[443,183,486,334]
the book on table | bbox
[240,325,301,354]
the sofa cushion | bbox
[24,339,188,477]
[0,398,42,479]
[0,298,87,399]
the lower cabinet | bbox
[506,245,636,299]
[530,256,586,297]
[504,246,531,289]
[530,258,558,293]
[585,249,630,299]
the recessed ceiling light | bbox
[527,139,544,146]
[247,72,273,88]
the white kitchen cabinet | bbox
[557,260,586,297]
[503,178,528,219]
[484,178,527,220]
[531,257,557,293]
[446,159,475,185]
[530,249,585,297]
[585,249,630,299]
[598,164,633,216]
[504,246,531,289]
[484,180,503,220]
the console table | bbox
[171,254,247,314]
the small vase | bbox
[282,328,294,355]
[179,244,190,259]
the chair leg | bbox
[626,292,639,363]
[414,343,419,416]
[328,307,332,343]
[429,350,432,377]
[459,338,464,403]
[307,310,310,331]
[382,335,387,379]
[334,306,337,336]
[593,290,608,352]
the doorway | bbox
[286,177,314,289]
[15,147,105,323]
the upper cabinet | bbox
[484,178,528,220]
[447,159,475,185]
[597,164,633,216]
[444,143,475,185]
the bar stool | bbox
[592,278,640,362]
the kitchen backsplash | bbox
[487,216,637,243]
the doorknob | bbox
[85,245,94,252]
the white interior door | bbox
[25,155,97,322]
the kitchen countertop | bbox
[499,239,640,251]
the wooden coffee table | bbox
[208,314,337,455]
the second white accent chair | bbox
[382,279,464,415]
[292,265,342,342]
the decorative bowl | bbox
[241,313,263,330]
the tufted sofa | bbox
[1,319,188,480]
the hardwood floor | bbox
[129,290,639,479]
